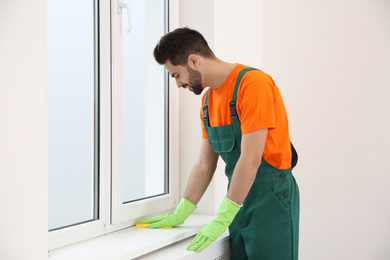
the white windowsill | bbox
[133,230,230,260]
[48,214,229,260]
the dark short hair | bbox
[153,27,215,66]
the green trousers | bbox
[228,160,300,260]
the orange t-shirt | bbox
[201,64,292,169]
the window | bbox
[47,0,98,231]
[48,0,178,249]
[111,0,174,224]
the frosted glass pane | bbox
[122,0,167,202]
[47,0,97,230]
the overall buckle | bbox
[229,101,237,117]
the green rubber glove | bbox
[186,197,241,252]
[139,198,197,228]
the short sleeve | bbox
[237,75,276,135]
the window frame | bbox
[110,0,176,225]
[48,0,180,251]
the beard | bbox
[186,66,204,95]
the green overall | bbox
[202,68,300,260]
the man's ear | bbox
[187,54,200,69]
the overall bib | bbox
[202,68,300,260]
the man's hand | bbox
[186,198,241,252]
[139,198,196,228]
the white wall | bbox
[261,0,390,259]
[178,0,217,214]
[0,0,48,260]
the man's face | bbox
[165,60,204,95]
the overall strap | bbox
[230,68,258,121]
[202,89,210,127]
[291,142,298,169]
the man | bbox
[139,27,300,260]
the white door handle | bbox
[118,1,132,33]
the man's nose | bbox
[175,78,182,88]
